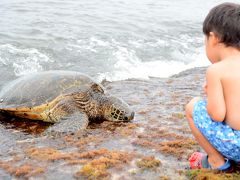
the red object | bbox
[189,152,204,169]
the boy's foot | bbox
[188,152,235,172]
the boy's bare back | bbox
[207,54,240,130]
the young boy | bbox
[185,2,240,171]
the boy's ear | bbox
[209,32,220,46]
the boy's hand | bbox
[203,82,207,94]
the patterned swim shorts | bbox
[193,100,240,162]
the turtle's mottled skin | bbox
[0,71,134,135]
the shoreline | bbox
[0,67,207,179]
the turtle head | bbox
[74,83,134,122]
[102,96,134,122]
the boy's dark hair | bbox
[203,2,240,49]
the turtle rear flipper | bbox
[43,112,89,137]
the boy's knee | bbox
[185,97,202,119]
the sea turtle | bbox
[0,71,134,135]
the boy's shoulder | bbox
[207,55,240,77]
[206,62,223,75]
[206,61,229,78]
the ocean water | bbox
[0,0,238,82]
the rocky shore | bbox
[1,67,237,179]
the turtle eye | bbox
[91,84,104,93]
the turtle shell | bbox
[0,71,97,108]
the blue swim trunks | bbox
[193,100,240,162]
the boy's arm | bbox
[206,65,226,122]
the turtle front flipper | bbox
[43,112,89,137]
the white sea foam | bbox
[69,36,210,82]
[98,45,210,81]
[89,37,110,47]
[0,44,51,76]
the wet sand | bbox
[0,67,206,179]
